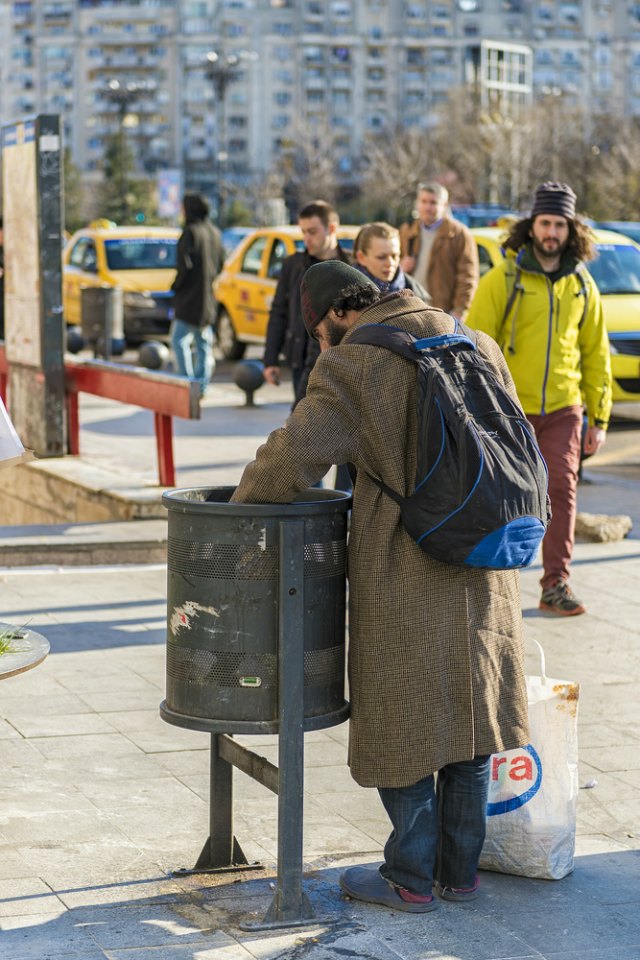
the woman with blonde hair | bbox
[354,222,429,301]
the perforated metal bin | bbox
[160,486,351,734]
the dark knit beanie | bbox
[530,181,577,221]
[301,261,378,335]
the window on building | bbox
[407,48,424,65]
[559,3,581,23]
[273,68,293,82]
[303,46,324,62]
[594,45,611,65]
[330,0,352,17]
[594,69,612,89]
[273,45,292,61]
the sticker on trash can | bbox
[239,676,262,688]
[170,600,220,636]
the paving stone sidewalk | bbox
[0,372,639,959]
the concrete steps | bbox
[0,518,167,567]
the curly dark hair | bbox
[330,282,381,317]
[503,216,596,262]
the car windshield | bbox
[589,244,640,295]
[104,238,177,271]
[293,237,354,253]
[598,223,640,244]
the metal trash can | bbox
[81,285,125,358]
[161,486,350,734]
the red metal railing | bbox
[0,343,200,486]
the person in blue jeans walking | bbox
[230,261,530,912]
[170,193,224,397]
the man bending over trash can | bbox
[230,261,529,912]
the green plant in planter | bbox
[0,627,28,656]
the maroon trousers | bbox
[526,405,583,590]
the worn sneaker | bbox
[539,580,586,617]
[340,866,438,913]
[434,876,479,902]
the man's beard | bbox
[323,316,350,347]
[531,234,568,263]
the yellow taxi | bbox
[213,225,359,359]
[472,226,640,403]
[63,222,180,346]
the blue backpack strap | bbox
[346,323,420,362]
[348,320,476,357]
[414,332,476,352]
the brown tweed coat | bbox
[231,291,529,788]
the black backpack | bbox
[347,319,549,570]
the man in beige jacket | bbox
[231,261,528,913]
[399,182,479,319]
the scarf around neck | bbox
[355,262,407,294]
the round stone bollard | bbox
[66,326,85,354]
[138,340,170,370]
[233,359,264,406]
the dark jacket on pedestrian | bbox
[232,291,529,788]
[171,219,224,328]
[399,216,479,317]
[263,245,351,373]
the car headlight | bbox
[123,292,156,309]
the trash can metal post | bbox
[259,519,315,927]
[179,733,251,875]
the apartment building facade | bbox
[1,0,639,201]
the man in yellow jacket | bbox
[467,181,612,616]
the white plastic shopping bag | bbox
[0,397,32,470]
[480,639,579,880]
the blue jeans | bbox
[170,319,215,394]
[378,754,490,895]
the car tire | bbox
[216,309,246,360]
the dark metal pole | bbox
[173,733,253,875]
[242,518,317,930]
[118,100,127,223]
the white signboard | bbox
[2,120,41,368]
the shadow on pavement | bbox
[1,852,639,960]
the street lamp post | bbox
[204,50,257,225]
[104,79,151,223]
[541,85,563,180]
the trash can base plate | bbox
[159,699,349,734]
